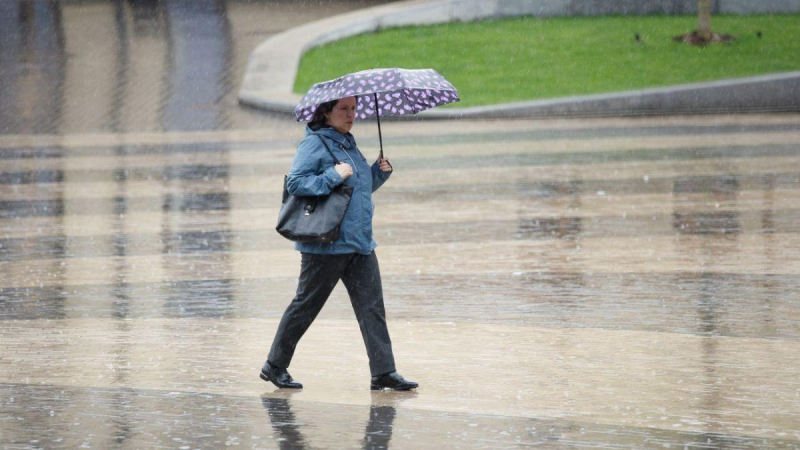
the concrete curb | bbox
[427,72,800,119]
[237,0,800,120]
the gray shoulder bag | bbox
[276,135,354,243]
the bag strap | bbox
[312,133,341,165]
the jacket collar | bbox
[305,124,355,149]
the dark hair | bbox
[309,99,339,130]
[309,96,358,130]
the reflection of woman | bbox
[260,96,417,391]
[261,391,403,450]
[362,405,396,449]
[261,395,308,450]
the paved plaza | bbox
[2,1,800,449]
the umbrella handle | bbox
[374,92,384,161]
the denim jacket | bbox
[286,125,391,255]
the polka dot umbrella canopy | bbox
[294,68,460,158]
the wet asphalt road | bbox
[2,1,800,449]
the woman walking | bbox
[260,96,417,391]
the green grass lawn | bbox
[294,14,800,107]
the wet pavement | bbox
[2,1,800,449]
[0,0,391,134]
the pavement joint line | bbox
[2,187,798,218]
[2,175,799,206]
[2,317,799,346]
[2,119,800,151]
[3,154,800,178]
[2,140,800,174]
[4,233,800,289]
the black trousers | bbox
[268,251,396,377]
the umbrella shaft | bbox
[374,93,384,160]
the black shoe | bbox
[260,362,303,389]
[370,372,418,391]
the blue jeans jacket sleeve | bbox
[286,137,343,196]
[371,160,391,193]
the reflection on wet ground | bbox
[2,1,800,448]
[5,383,797,450]
[3,115,799,448]
[0,0,390,134]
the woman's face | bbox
[325,96,357,134]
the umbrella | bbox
[294,68,460,159]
